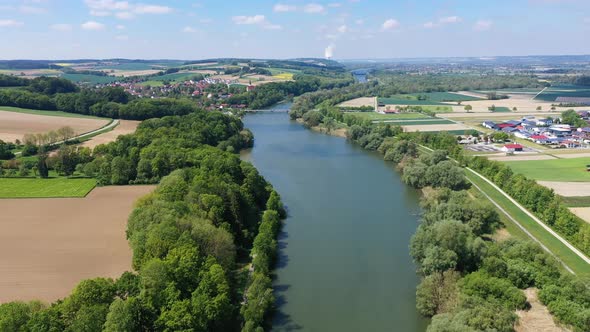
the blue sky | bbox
[1,0,590,59]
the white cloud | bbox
[325,44,334,58]
[115,34,128,40]
[474,19,493,31]
[381,18,399,31]
[273,4,296,12]
[439,16,462,24]
[115,11,135,19]
[584,17,590,24]
[84,0,172,19]
[90,10,111,16]
[233,15,266,25]
[337,24,348,33]
[423,16,462,29]
[50,23,72,31]
[134,4,172,14]
[0,19,24,27]
[183,26,197,33]
[232,15,282,30]
[355,19,364,25]
[304,3,325,13]
[116,24,126,29]
[81,21,105,30]
[328,3,342,7]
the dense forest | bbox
[0,110,285,331]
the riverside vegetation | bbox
[291,90,590,331]
[0,109,285,331]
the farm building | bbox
[530,135,550,144]
[482,121,497,129]
[502,144,524,152]
[536,118,553,126]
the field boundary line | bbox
[533,86,548,100]
[467,173,575,274]
[466,167,590,265]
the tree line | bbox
[289,81,590,331]
[0,109,286,331]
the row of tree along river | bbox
[241,103,428,331]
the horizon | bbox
[2,0,590,59]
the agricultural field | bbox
[338,97,375,108]
[61,73,119,85]
[81,120,140,149]
[402,123,472,132]
[0,185,155,302]
[490,106,512,112]
[534,84,590,102]
[0,110,110,143]
[504,157,590,182]
[378,97,448,106]
[0,178,97,198]
[348,112,431,120]
[0,106,104,119]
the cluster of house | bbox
[102,78,255,99]
[482,112,590,149]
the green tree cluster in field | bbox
[561,109,588,127]
[79,110,253,185]
[0,110,286,331]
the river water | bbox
[242,109,428,332]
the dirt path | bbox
[516,288,570,332]
[569,208,590,225]
[0,185,155,303]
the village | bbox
[480,110,590,152]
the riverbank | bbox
[243,111,428,331]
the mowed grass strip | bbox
[466,171,590,276]
[0,178,97,198]
[504,157,590,182]
[0,106,105,119]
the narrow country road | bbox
[14,119,120,156]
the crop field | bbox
[378,97,448,106]
[475,88,544,95]
[61,73,119,84]
[534,84,590,102]
[504,157,590,182]
[0,178,97,198]
[273,72,294,80]
[490,106,512,112]
[419,92,484,102]
[0,185,155,302]
[148,72,203,82]
[81,120,140,149]
[0,110,109,143]
[386,119,455,125]
[0,106,104,119]
[348,112,431,120]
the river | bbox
[242,108,428,332]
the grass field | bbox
[535,84,590,102]
[348,112,431,120]
[490,106,512,112]
[273,73,294,80]
[561,196,590,207]
[387,119,455,125]
[61,73,119,84]
[378,97,448,106]
[0,106,105,119]
[466,170,590,276]
[504,157,590,182]
[0,178,97,198]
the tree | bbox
[37,148,49,178]
[416,271,460,316]
[103,297,143,332]
[464,105,472,112]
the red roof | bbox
[530,135,548,140]
[497,123,516,128]
[504,144,523,149]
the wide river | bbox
[242,107,428,332]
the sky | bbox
[1,0,590,60]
